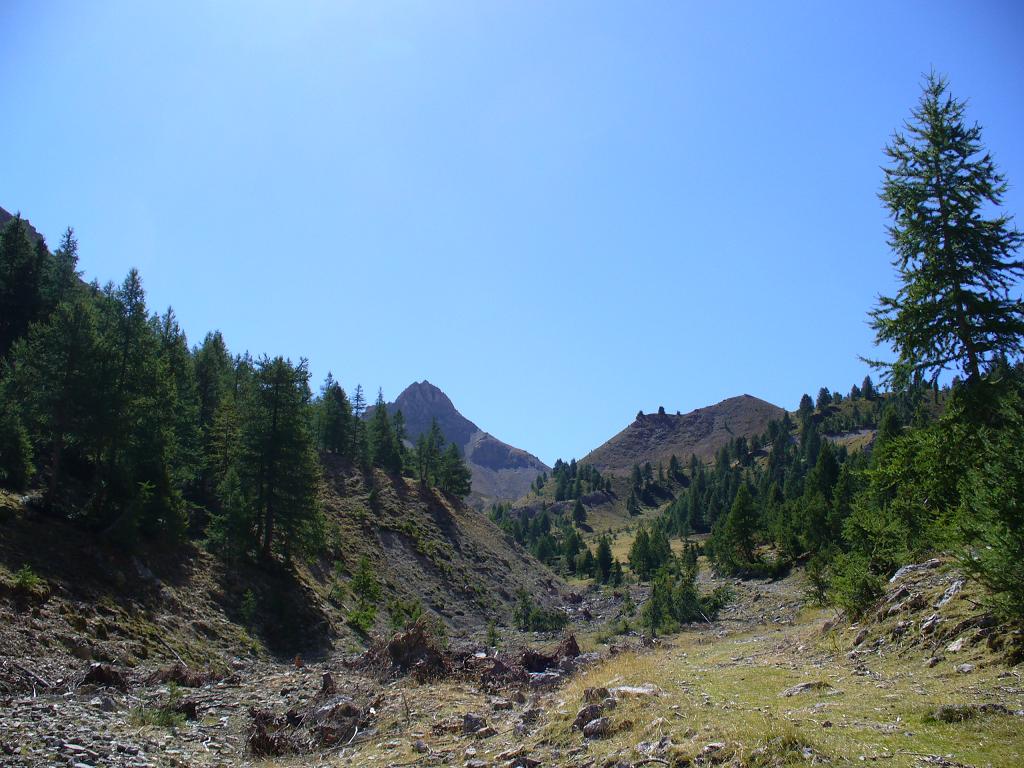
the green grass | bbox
[538,613,1024,767]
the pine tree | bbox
[195,332,234,501]
[5,296,103,506]
[572,498,587,527]
[49,227,80,307]
[352,384,367,418]
[816,387,832,411]
[861,375,876,401]
[235,356,321,559]
[798,394,814,422]
[91,270,187,541]
[369,389,401,472]
[317,372,353,456]
[0,215,49,359]
[721,483,758,564]
[629,526,654,581]
[868,73,1024,387]
[626,489,641,516]
[438,442,472,497]
[596,535,613,583]
[0,400,34,490]
[415,418,445,485]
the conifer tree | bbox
[194,332,234,490]
[369,389,401,472]
[626,489,641,516]
[5,296,103,505]
[49,227,80,307]
[572,498,587,527]
[234,356,321,558]
[816,387,832,411]
[668,454,681,479]
[720,483,758,564]
[317,373,353,456]
[0,215,48,359]
[596,535,613,583]
[868,73,1024,386]
[861,375,876,401]
[438,442,472,497]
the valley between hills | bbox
[2,373,1023,767]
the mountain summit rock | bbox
[378,381,550,509]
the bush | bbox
[512,589,568,632]
[347,604,377,634]
[239,589,257,626]
[805,551,833,606]
[129,682,186,729]
[13,564,42,591]
[387,597,424,630]
[828,552,884,618]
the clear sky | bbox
[3,2,1023,466]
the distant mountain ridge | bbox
[583,394,786,474]
[0,206,45,245]
[376,381,550,509]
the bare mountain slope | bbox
[583,394,785,474]
[376,381,550,509]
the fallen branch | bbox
[157,635,186,666]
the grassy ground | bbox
[544,614,1022,766]
[301,563,1023,768]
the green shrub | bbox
[828,552,884,618]
[129,682,186,729]
[512,589,568,632]
[805,551,834,606]
[14,564,42,591]
[387,597,423,630]
[239,589,257,626]
[347,604,377,634]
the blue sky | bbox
[3,1,1023,465]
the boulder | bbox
[582,717,611,738]
[573,704,603,730]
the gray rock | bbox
[780,681,832,697]
[582,717,610,738]
[936,579,965,608]
[462,713,487,735]
[573,704,604,730]
[889,559,942,583]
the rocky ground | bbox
[2,559,1022,767]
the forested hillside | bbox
[0,206,565,655]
